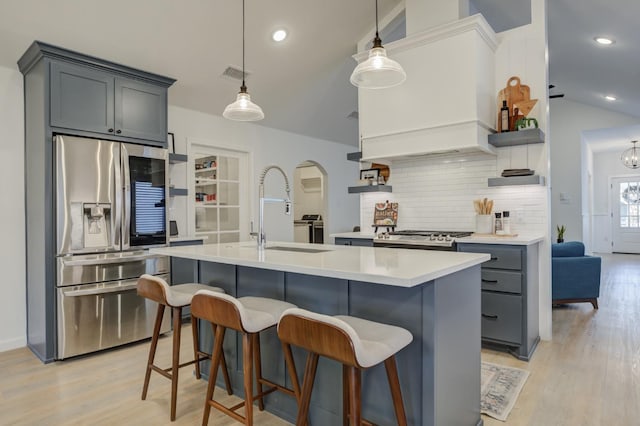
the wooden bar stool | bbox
[190,289,300,426]
[136,274,232,421]
[277,308,413,426]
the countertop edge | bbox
[457,235,545,245]
[150,244,489,288]
[329,232,376,239]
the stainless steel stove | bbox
[373,230,473,251]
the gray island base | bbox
[151,243,488,426]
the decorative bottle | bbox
[494,212,503,234]
[500,100,510,133]
[502,211,511,235]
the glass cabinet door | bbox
[190,147,247,244]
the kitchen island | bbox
[151,242,489,426]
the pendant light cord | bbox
[241,0,246,91]
[373,0,382,48]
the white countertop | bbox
[457,234,545,245]
[151,242,489,288]
[330,232,376,239]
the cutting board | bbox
[497,76,538,131]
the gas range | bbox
[373,230,473,251]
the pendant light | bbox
[223,0,264,121]
[621,140,639,169]
[350,0,406,89]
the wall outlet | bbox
[515,209,525,224]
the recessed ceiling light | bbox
[594,37,615,45]
[605,95,617,101]
[272,29,287,42]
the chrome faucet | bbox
[257,165,292,250]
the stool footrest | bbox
[211,381,296,422]
[258,378,296,398]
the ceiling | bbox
[0,0,638,147]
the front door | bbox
[611,177,640,253]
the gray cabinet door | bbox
[115,78,166,143]
[50,61,114,134]
[481,292,522,344]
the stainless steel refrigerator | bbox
[55,135,171,359]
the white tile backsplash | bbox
[360,152,547,234]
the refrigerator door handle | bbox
[61,253,165,267]
[122,144,131,250]
[113,142,122,250]
[62,281,139,297]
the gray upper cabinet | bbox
[50,61,115,135]
[50,61,168,144]
[19,41,175,147]
[115,78,166,142]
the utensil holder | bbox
[475,214,493,234]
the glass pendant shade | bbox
[223,88,264,121]
[621,140,640,169]
[350,46,406,89]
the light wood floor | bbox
[1,253,638,425]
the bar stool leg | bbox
[347,366,362,426]
[296,353,319,426]
[213,324,233,395]
[281,342,302,401]
[384,357,408,426]
[191,315,201,379]
[252,333,265,411]
[170,306,183,421]
[203,325,226,426]
[342,365,350,426]
[242,333,254,426]
[142,303,165,400]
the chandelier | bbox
[621,140,639,169]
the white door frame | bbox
[609,174,640,253]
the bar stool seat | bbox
[137,274,232,421]
[278,308,413,426]
[191,290,299,426]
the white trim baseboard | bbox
[0,336,27,353]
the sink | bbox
[265,246,332,254]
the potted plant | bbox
[556,225,566,243]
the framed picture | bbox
[168,132,175,153]
[359,168,379,181]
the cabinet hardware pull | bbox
[116,129,122,134]
[482,313,499,319]
[108,128,114,132]
[490,256,498,260]
[482,279,498,283]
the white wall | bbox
[167,106,359,243]
[359,152,547,234]
[550,99,638,242]
[0,66,26,352]
[591,150,640,253]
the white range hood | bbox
[355,14,499,161]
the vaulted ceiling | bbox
[0,0,638,147]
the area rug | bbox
[481,362,530,421]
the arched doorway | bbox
[292,161,328,244]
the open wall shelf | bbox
[169,153,188,163]
[488,128,545,147]
[488,175,546,187]
[348,185,392,194]
[347,151,363,162]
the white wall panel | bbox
[0,66,26,352]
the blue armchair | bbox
[552,241,601,309]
